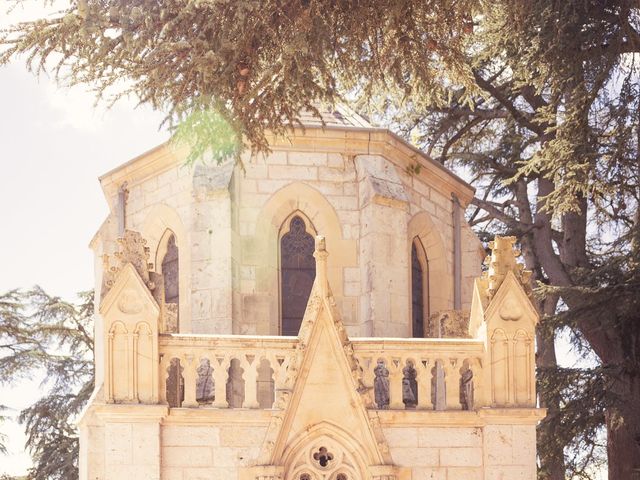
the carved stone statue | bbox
[166,358,184,408]
[373,359,390,409]
[460,367,474,410]
[402,363,418,409]
[196,359,215,404]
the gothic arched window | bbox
[161,233,179,331]
[280,215,316,336]
[411,237,429,338]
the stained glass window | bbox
[280,216,316,336]
[411,240,426,338]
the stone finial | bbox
[313,235,329,297]
[101,230,155,299]
[482,236,532,300]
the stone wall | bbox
[93,128,483,337]
[80,410,538,480]
[383,424,536,480]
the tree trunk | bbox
[516,187,566,480]
[607,373,640,479]
[536,335,566,479]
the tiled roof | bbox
[297,104,373,129]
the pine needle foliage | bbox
[359,1,640,478]
[0,288,94,480]
[1,0,479,162]
[0,289,25,455]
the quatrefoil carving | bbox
[312,446,334,468]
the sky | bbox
[0,2,168,475]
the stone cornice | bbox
[98,126,475,208]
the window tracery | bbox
[280,215,316,336]
[286,437,360,480]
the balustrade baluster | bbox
[417,359,432,410]
[360,356,375,389]
[181,354,198,407]
[271,354,290,409]
[242,356,260,409]
[212,356,230,408]
[388,357,404,410]
[444,359,461,410]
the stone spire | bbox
[482,236,532,300]
[313,235,329,298]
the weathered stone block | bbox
[485,425,513,466]
[219,426,267,447]
[383,427,418,447]
[288,152,327,166]
[446,467,483,480]
[439,447,482,467]
[212,447,260,467]
[390,447,439,467]
[268,165,318,180]
[105,423,132,465]
[486,466,533,480]
[411,467,447,480]
[418,427,482,448]
[162,446,213,467]
[162,426,220,447]
[184,467,238,480]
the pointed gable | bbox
[253,237,398,478]
[99,262,159,319]
[484,270,538,329]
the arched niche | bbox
[134,321,155,402]
[408,211,452,318]
[142,204,191,333]
[108,321,129,401]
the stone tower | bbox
[79,106,544,480]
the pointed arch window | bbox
[280,215,316,336]
[411,237,429,338]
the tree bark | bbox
[607,372,640,479]
[517,180,566,480]
[535,296,565,480]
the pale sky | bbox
[0,2,168,474]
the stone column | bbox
[356,155,410,337]
[191,163,234,334]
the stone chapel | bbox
[79,106,544,480]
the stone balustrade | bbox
[156,333,485,412]
[158,333,297,409]
[100,235,537,413]
[352,338,485,411]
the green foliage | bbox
[172,106,241,166]
[0,288,94,480]
[0,289,24,455]
[538,365,610,479]
[360,1,640,477]
[1,0,479,162]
